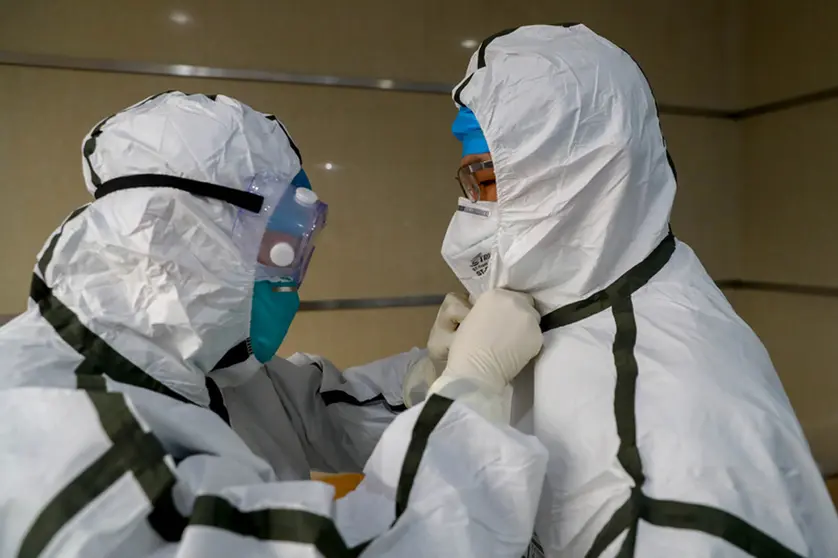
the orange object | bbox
[310,472,365,500]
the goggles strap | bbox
[95,174,264,213]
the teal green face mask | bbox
[249,280,300,363]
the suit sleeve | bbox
[263,349,428,471]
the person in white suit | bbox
[0,91,548,557]
[440,23,838,557]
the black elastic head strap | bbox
[94,174,264,214]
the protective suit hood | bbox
[38,91,301,404]
[452,24,676,314]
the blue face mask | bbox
[248,168,312,363]
[249,280,300,363]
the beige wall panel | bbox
[828,477,838,509]
[742,0,838,107]
[0,65,463,313]
[662,115,742,279]
[720,288,741,313]
[741,100,838,286]
[734,290,838,475]
[0,0,739,109]
[278,306,437,369]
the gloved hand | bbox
[402,293,472,407]
[428,289,543,423]
[427,292,472,374]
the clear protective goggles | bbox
[455,160,495,202]
[231,172,328,292]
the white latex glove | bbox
[427,292,472,373]
[402,293,472,407]
[428,289,543,423]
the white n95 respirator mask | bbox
[441,199,498,298]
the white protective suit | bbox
[449,24,838,557]
[0,92,547,558]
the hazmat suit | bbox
[0,91,548,557]
[443,24,838,557]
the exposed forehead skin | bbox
[460,153,492,166]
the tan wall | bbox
[0,1,741,109]
[741,1,838,108]
[664,116,742,280]
[0,1,741,368]
[737,2,838,475]
[828,477,838,509]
